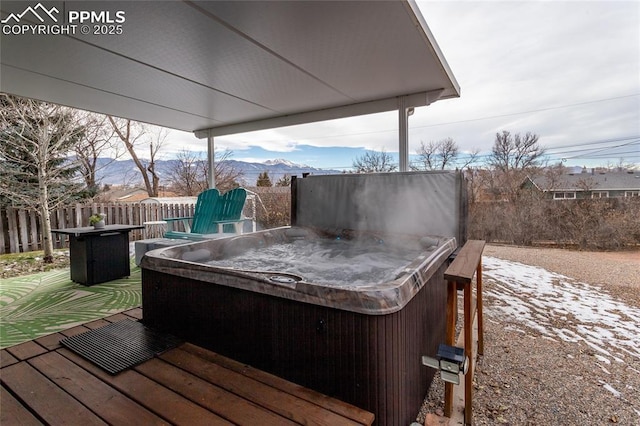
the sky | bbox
[158,1,640,171]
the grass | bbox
[1,249,71,279]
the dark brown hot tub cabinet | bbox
[143,261,448,425]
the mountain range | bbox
[95,158,342,187]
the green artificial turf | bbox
[0,264,141,349]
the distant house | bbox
[98,187,149,202]
[99,187,180,203]
[523,169,640,200]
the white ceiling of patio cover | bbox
[0,1,459,138]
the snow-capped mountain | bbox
[262,158,311,168]
[94,158,341,186]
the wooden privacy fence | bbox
[0,202,196,254]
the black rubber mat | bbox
[61,320,182,375]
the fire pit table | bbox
[52,225,143,286]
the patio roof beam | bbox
[193,89,447,139]
[399,96,412,172]
[207,134,216,189]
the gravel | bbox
[417,244,640,425]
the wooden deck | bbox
[0,308,374,425]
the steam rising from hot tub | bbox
[293,171,465,242]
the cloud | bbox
[155,1,639,169]
[416,1,639,151]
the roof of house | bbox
[528,171,640,192]
[97,187,149,202]
[139,196,198,205]
[99,187,183,202]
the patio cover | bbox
[0,0,460,174]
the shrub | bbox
[469,197,640,250]
[252,188,290,229]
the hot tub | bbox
[142,171,467,425]
[142,227,456,424]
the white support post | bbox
[207,132,216,189]
[398,96,410,172]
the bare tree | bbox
[352,149,397,173]
[203,149,243,192]
[607,158,635,172]
[416,138,456,170]
[74,112,118,196]
[107,117,165,197]
[167,148,243,195]
[146,127,168,194]
[414,141,437,170]
[486,131,546,202]
[575,176,597,192]
[537,162,567,191]
[463,167,487,204]
[0,94,85,262]
[461,149,481,170]
[167,149,205,196]
[413,137,479,170]
[489,131,545,172]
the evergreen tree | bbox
[256,171,273,187]
[0,94,86,262]
[275,174,291,187]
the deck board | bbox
[29,351,166,425]
[2,362,108,425]
[136,357,296,425]
[0,309,374,426]
[34,332,64,351]
[5,340,48,360]
[0,349,18,368]
[161,347,363,425]
[60,324,92,337]
[0,386,43,426]
[58,348,233,425]
[182,343,376,425]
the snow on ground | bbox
[482,256,640,402]
[483,256,640,362]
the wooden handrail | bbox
[443,240,485,426]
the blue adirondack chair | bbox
[164,188,247,239]
[212,187,249,234]
[163,188,220,238]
